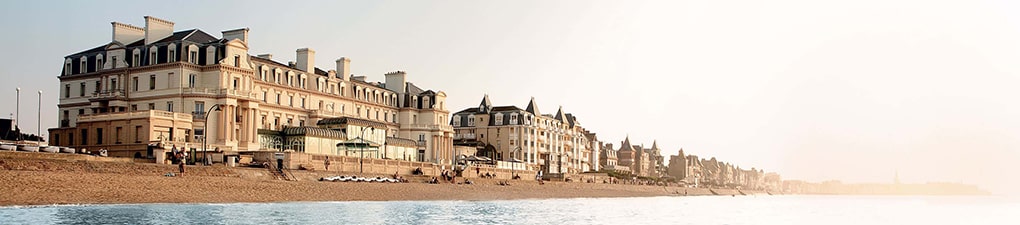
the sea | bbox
[1,195,1017,225]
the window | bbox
[115,127,122,144]
[148,103,155,110]
[452,115,461,126]
[495,113,503,125]
[97,57,104,70]
[510,114,518,124]
[287,75,292,86]
[276,94,281,104]
[94,81,100,93]
[300,97,305,108]
[289,96,294,107]
[468,117,475,126]
[195,102,205,114]
[260,69,266,81]
[81,129,88,145]
[169,49,176,62]
[413,115,417,124]
[81,60,86,73]
[135,126,142,143]
[167,101,174,112]
[78,109,84,116]
[65,62,71,75]
[133,53,140,66]
[234,55,240,67]
[111,56,117,69]
[131,105,137,111]
[150,52,157,65]
[189,74,196,88]
[233,78,239,90]
[64,84,70,98]
[96,128,103,145]
[149,75,156,90]
[189,51,198,64]
[79,83,85,96]
[262,91,268,102]
[110,78,117,91]
[132,77,139,92]
[299,120,305,127]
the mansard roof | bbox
[67,29,220,57]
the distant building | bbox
[451,95,598,174]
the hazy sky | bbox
[1,0,1018,194]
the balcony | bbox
[89,89,126,100]
[454,133,476,140]
[180,88,259,100]
[78,110,193,122]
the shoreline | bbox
[0,152,756,206]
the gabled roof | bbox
[525,97,540,115]
[619,136,634,151]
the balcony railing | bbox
[90,89,126,99]
[454,133,476,140]
[400,124,453,131]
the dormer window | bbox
[169,49,176,62]
[510,113,519,124]
[452,115,461,127]
[150,51,157,65]
[80,60,86,73]
[64,61,71,75]
[96,56,104,71]
[468,117,475,127]
[495,113,503,125]
[234,55,240,67]
[111,56,117,69]
[189,50,198,64]
[132,52,140,66]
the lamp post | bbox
[15,87,19,140]
[202,104,221,166]
[37,90,42,140]
[359,126,374,174]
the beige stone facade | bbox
[451,95,599,174]
[49,16,453,163]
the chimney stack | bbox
[384,71,407,94]
[336,57,351,81]
[143,16,174,45]
[296,48,315,73]
[222,28,249,44]
[111,22,144,44]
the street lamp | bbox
[359,126,375,174]
[15,87,19,141]
[202,104,221,165]
[37,90,42,140]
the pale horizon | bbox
[1,0,1017,194]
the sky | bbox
[1,0,1018,194]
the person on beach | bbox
[178,158,186,176]
[475,167,480,177]
[324,156,330,171]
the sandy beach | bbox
[0,152,738,206]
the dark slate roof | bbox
[314,68,329,76]
[67,29,221,57]
[406,82,424,95]
[454,107,479,114]
[490,106,524,112]
[251,56,291,69]
[525,97,540,115]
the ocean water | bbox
[1,195,1017,225]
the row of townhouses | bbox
[45,16,771,183]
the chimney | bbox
[296,48,315,73]
[336,57,351,81]
[384,71,407,94]
[143,16,174,45]
[256,54,272,60]
[111,22,144,44]
[222,28,249,44]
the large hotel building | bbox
[451,95,601,175]
[47,16,455,163]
